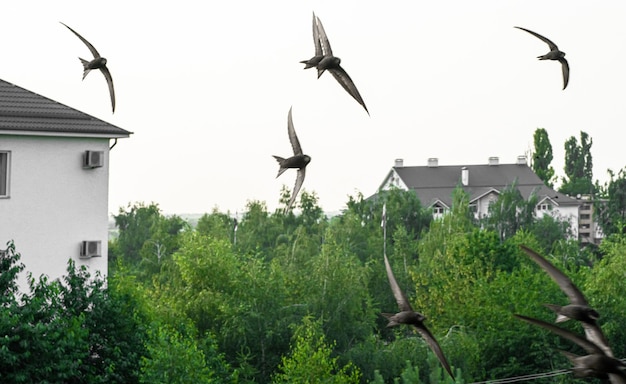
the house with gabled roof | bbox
[0,79,131,288]
[378,156,584,239]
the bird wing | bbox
[315,15,333,56]
[414,324,455,381]
[328,66,369,114]
[519,245,588,306]
[609,373,626,384]
[582,322,614,358]
[99,66,116,113]
[383,254,412,312]
[520,246,613,357]
[559,58,569,90]
[311,12,323,57]
[514,314,604,355]
[288,167,305,210]
[60,22,101,59]
[515,26,559,51]
[287,107,302,156]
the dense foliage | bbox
[4,182,626,383]
[531,128,556,188]
[560,131,595,196]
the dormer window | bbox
[538,203,552,211]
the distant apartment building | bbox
[377,156,595,241]
[0,79,131,288]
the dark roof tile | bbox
[0,79,131,136]
[390,163,579,207]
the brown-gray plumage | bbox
[300,13,369,115]
[515,26,569,90]
[514,315,626,383]
[61,22,116,113]
[272,107,311,211]
[519,245,611,356]
[382,254,455,381]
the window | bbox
[0,151,9,198]
[538,203,552,211]
[432,205,444,215]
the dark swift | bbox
[273,107,311,211]
[61,22,116,113]
[515,26,569,90]
[382,253,455,381]
[519,245,612,356]
[515,315,626,383]
[301,13,369,114]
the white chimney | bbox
[461,167,469,186]
[517,155,527,165]
[394,158,404,167]
[427,158,438,167]
[488,156,499,166]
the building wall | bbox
[474,191,499,219]
[0,135,109,289]
[536,204,580,239]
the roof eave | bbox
[0,130,131,139]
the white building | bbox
[378,156,582,238]
[0,79,131,287]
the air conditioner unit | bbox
[83,150,104,169]
[80,241,102,258]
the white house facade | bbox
[0,79,130,288]
[378,156,583,239]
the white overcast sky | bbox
[3,1,626,215]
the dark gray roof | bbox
[0,79,131,137]
[391,163,578,207]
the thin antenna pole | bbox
[381,203,387,257]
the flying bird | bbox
[515,26,569,90]
[61,22,116,113]
[514,315,626,382]
[273,107,311,211]
[519,245,612,356]
[301,13,369,115]
[381,253,455,381]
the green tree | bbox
[111,202,163,264]
[140,326,217,384]
[273,317,361,383]
[560,131,594,195]
[531,128,555,188]
[595,167,626,236]
[0,241,23,305]
[484,180,538,242]
[583,233,626,358]
[110,202,188,280]
[196,208,236,241]
[0,243,148,383]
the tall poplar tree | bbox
[560,131,594,196]
[531,128,555,188]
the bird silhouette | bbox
[301,13,369,114]
[519,245,612,356]
[61,22,116,113]
[515,26,569,90]
[273,107,311,211]
[382,253,455,381]
[515,315,626,382]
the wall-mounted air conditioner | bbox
[83,150,104,169]
[80,240,102,258]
